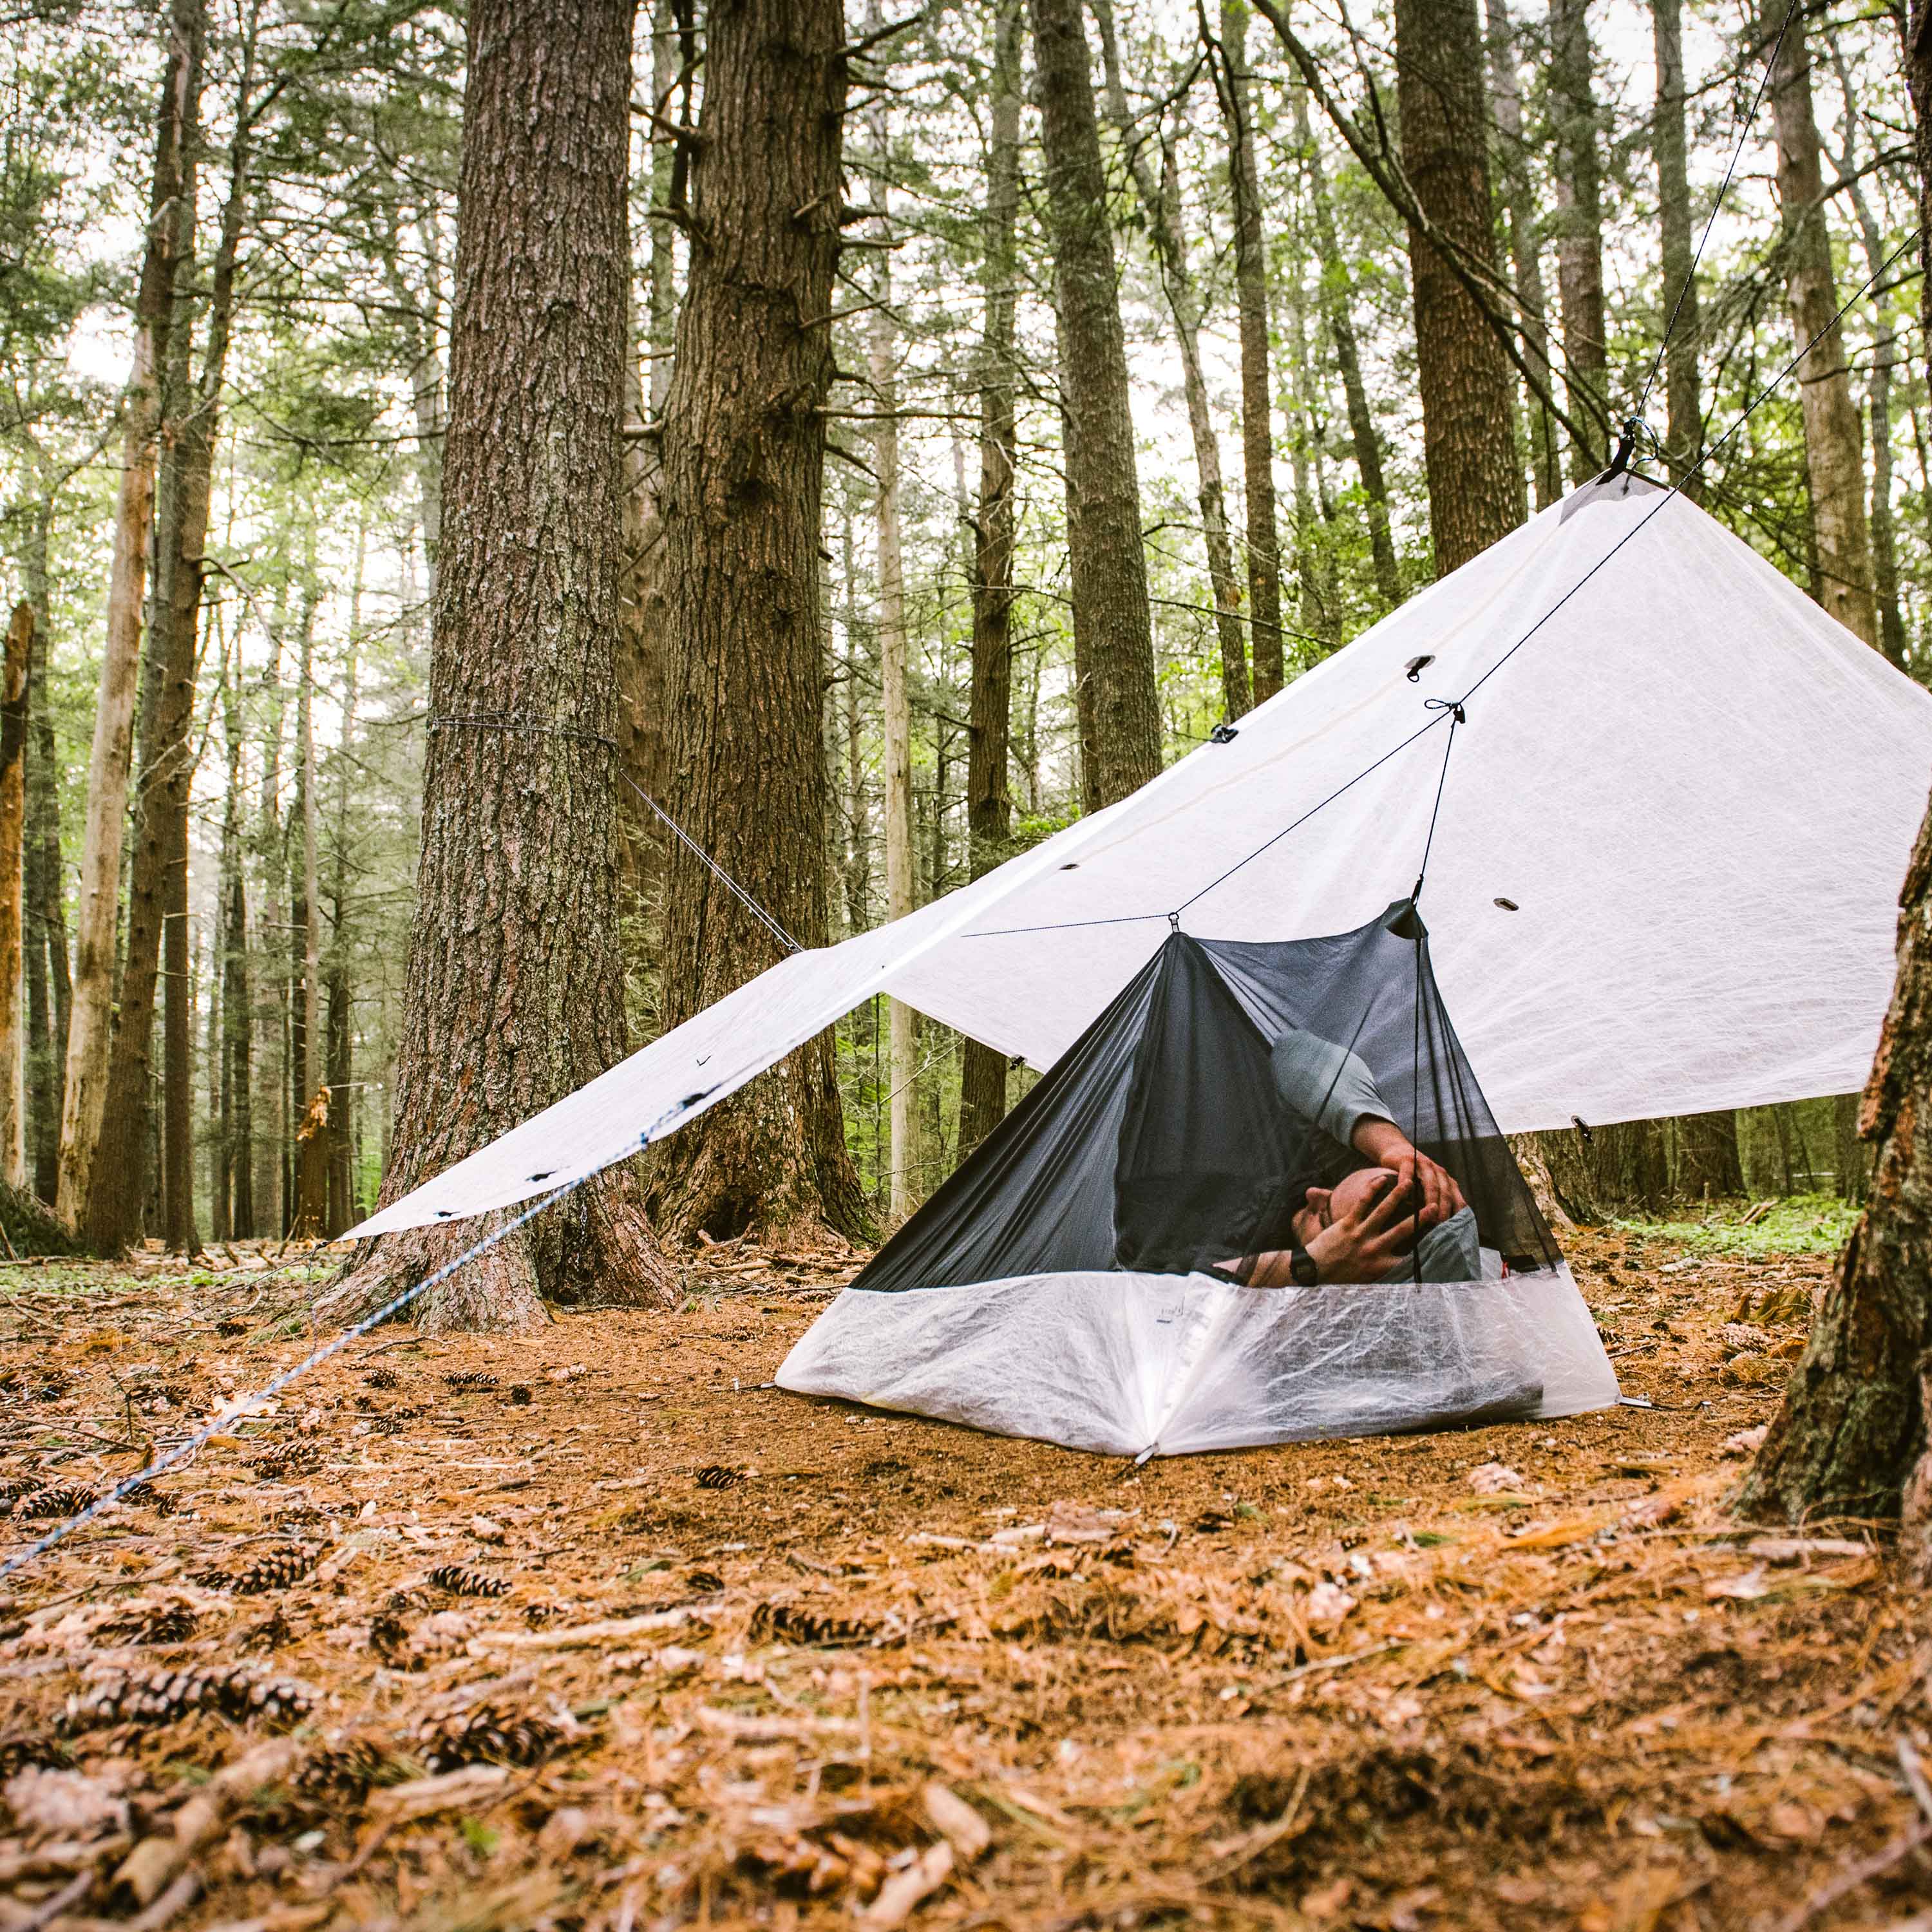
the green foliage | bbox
[1615,1192,1861,1258]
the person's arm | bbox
[1273,1029,1465,1229]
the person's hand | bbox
[1303,1170,1429,1283]
[1352,1119,1466,1230]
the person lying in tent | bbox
[1211,1028,1483,1288]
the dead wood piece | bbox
[367,1763,511,1822]
[858,1840,952,1929]
[108,1738,298,1910]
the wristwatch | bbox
[1287,1246,1320,1287]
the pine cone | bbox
[0,1475,43,1503]
[0,1730,70,1777]
[749,1602,875,1648]
[368,1611,411,1662]
[215,1316,249,1336]
[385,1586,431,1613]
[19,1484,95,1520]
[687,1569,724,1595]
[298,1734,393,1798]
[418,1701,560,1772]
[233,1545,319,1595]
[370,1415,406,1435]
[444,1371,500,1392]
[241,1605,296,1652]
[428,1563,511,1599]
[70,1665,315,1731]
[507,1384,533,1405]
[363,1367,401,1390]
[101,1602,198,1647]
[249,1441,325,1481]
[695,1464,744,1490]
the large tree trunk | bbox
[335,0,672,1329]
[1768,12,1880,649]
[1094,0,1251,717]
[1394,0,1526,574]
[651,0,869,1245]
[1217,0,1286,701]
[0,607,30,1188]
[1677,1110,1745,1198]
[1030,0,1162,798]
[1549,0,1609,478]
[1651,0,1703,496]
[1482,0,1562,511]
[960,0,1025,1159]
[19,502,68,1207]
[1741,788,1932,1542]
[1293,87,1402,609]
[57,0,204,1229]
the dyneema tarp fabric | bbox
[852,901,1558,1296]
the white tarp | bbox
[352,475,1932,1239]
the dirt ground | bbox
[1,1221,1928,1932]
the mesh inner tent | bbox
[854,900,1561,1295]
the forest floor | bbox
[1,1204,1928,1932]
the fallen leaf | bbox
[1768,1800,1824,1844]
[1704,1566,1769,1601]
[1719,1425,1768,1458]
[860,1841,953,1928]
[1303,1581,1357,1630]
[1468,1462,1525,1495]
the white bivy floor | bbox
[777,1266,1619,1459]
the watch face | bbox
[1291,1249,1319,1287]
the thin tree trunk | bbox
[1031,0,1162,799]
[1549,0,1609,478]
[324,527,363,1236]
[21,500,66,1206]
[867,40,917,1223]
[1216,0,1286,701]
[1829,45,1909,668]
[1093,0,1250,716]
[1394,0,1526,574]
[57,0,204,1228]
[652,0,869,1244]
[332,0,672,1327]
[221,663,253,1240]
[1768,12,1880,648]
[1652,0,1703,497]
[1482,0,1562,509]
[1677,1111,1744,1198]
[0,607,31,1188]
[960,0,1024,1157]
[1293,86,1401,608]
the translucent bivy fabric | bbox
[777,905,1620,1455]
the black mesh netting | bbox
[855,901,1559,1294]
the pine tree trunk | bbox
[960,0,1025,1159]
[1216,0,1286,700]
[1742,787,1932,1535]
[1768,14,1880,649]
[1294,87,1402,608]
[1093,0,1251,717]
[220,676,254,1240]
[0,606,31,1188]
[57,0,204,1229]
[88,43,209,1257]
[333,0,672,1329]
[1482,0,1563,510]
[1549,0,1609,477]
[1652,0,1703,496]
[21,498,68,1208]
[1394,0,1526,574]
[1031,0,1163,797]
[1677,1111,1745,1198]
[652,0,869,1245]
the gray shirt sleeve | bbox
[1399,1205,1484,1283]
[1271,1027,1392,1150]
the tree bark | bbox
[651,0,869,1244]
[1215,0,1286,700]
[57,0,204,1229]
[1741,787,1932,1534]
[1394,0,1526,574]
[1482,0,1562,510]
[866,41,917,1223]
[1549,0,1609,477]
[1030,0,1162,798]
[1677,1111,1744,1198]
[1293,86,1402,609]
[960,0,1025,1158]
[19,503,68,1207]
[1767,12,1880,649]
[334,0,673,1329]
[220,665,253,1240]
[1651,0,1703,497]
[1093,0,1251,716]
[0,607,31,1188]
